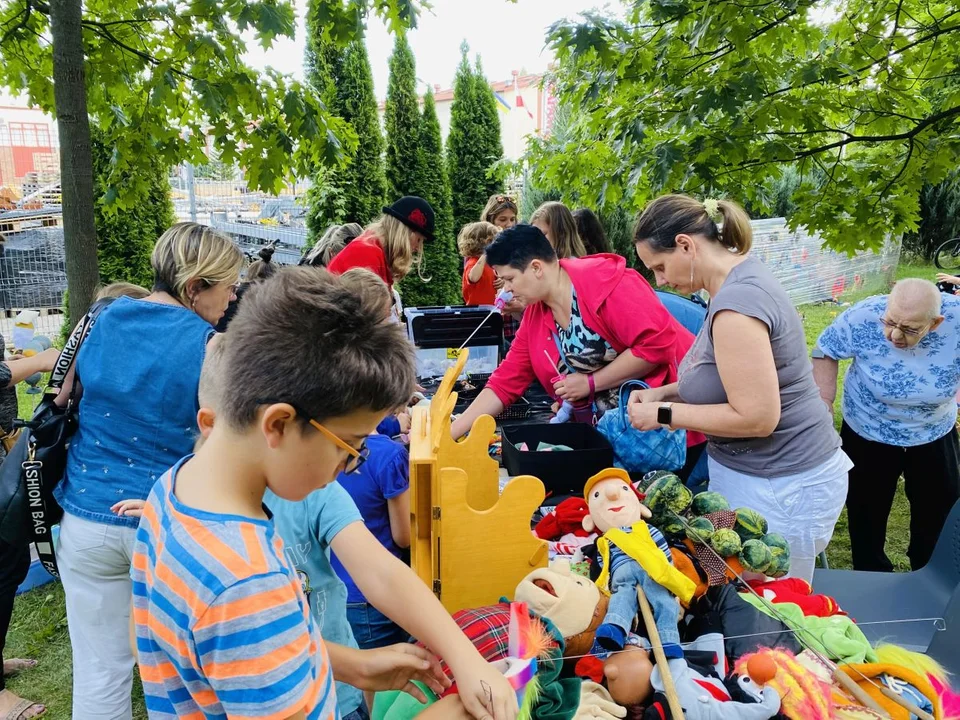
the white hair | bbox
[890,278,942,318]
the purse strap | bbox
[42,298,114,403]
[617,379,650,428]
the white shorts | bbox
[707,448,852,583]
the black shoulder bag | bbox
[0,299,113,577]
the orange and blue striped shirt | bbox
[131,457,340,720]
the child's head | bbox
[481,194,519,230]
[215,266,416,499]
[246,245,278,282]
[530,202,587,259]
[195,334,226,449]
[338,267,393,321]
[457,221,499,259]
[95,281,150,301]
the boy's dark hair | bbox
[219,266,416,429]
[484,224,557,271]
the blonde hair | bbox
[339,267,393,320]
[633,194,753,255]
[481,194,519,224]
[151,222,245,306]
[95,281,150,301]
[367,214,418,281]
[458,221,499,259]
[530,202,587,259]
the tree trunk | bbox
[49,0,99,321]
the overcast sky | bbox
[246,0,607,99]
[0,0,608,107]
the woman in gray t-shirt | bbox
[627,194,850,582]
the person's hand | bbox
[354,644,450,702]
[34,347,61,373]
[7,352,24,361]
[493,276,504,291]
[627,397,662,431]
[553,373,591,403]
[503,299,524,315]
[936,272,960,285]
[627,386,662,406]
[111,499,146,518]
[397,411,412,434]
[449,657,518,720]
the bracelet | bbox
[587,374,596,402]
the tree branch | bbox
[1,2,32,46]
[80,20,200,82]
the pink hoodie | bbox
[486,254,703,444]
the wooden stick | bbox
[876,685,935,720]
[637,587,685,720]
[832,668,891,718]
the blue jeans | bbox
[347,602,409,650]
[343,704,371,720]
[605,560,681,648]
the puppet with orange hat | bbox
[582,468,697,659]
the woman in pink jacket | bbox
[451,224,702,448]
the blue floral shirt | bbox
[815,294,960,446]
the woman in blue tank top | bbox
[54,223,244,720]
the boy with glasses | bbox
[132,268,517,720]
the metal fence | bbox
[1,203,904,350]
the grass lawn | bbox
[5,259,935,718]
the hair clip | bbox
[703,198,722,223]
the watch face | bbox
[657,405,672,425]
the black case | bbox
[501,423,614,498]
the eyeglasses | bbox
[880,317,930,337]
[257,399,369,474]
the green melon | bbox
[652,510,686,539]
[711,528,742,557]
[685,516,716,544]
[734,507,769,542]
[690,491,730,517]
[639,470,676,493]
[739,539,774,573]
[761,532,789,554]
[766,548,791,578]
[644,475,693,517]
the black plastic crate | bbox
[502,423,614,498]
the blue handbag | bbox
[596,380,687,473]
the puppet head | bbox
[515,559,609,659]
[583,468,651,534]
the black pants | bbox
[843,421,960,572]
[0,537,31,692]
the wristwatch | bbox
[657,403,674,428]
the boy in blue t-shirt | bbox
[266,483,370,719]
[331,434,411,651]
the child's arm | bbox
[2,347,60,387]
[466,255,487,284]
[326,641,448,703]
[332,524,519,720]
[387,490,411,549]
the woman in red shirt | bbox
[450,225,702,457]
[458,221,500,306]
[328,196,434,290]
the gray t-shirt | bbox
[677,255,839,477]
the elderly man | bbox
[812,278,960,571]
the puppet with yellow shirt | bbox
[582,468,697,659]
